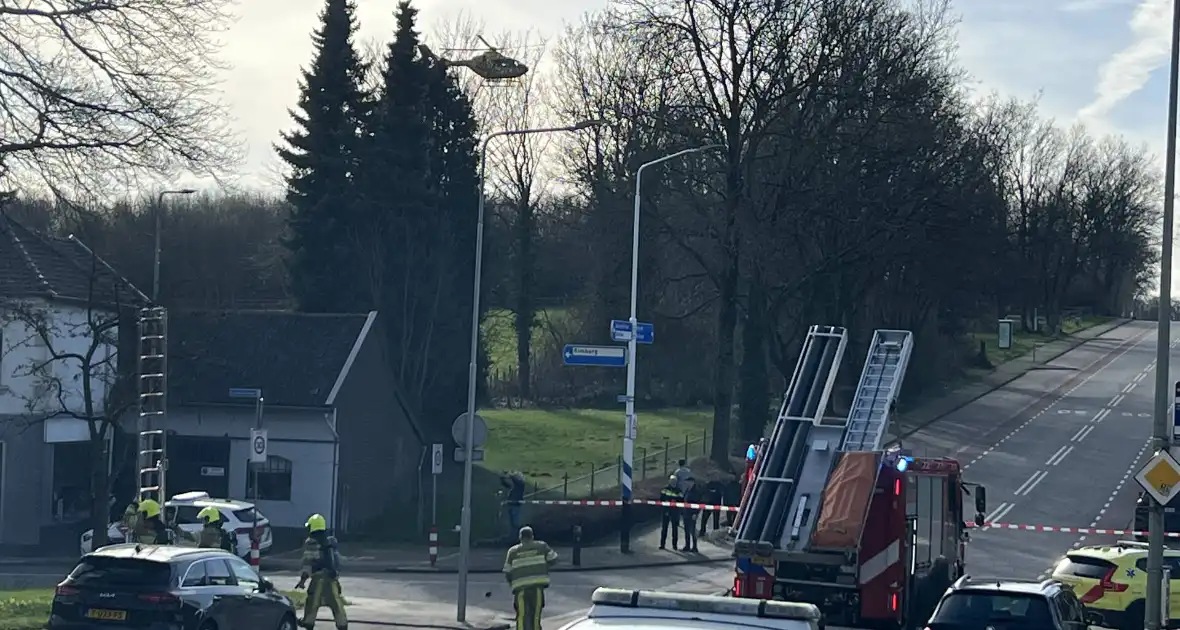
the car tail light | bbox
[54,586,78,598]
[1080,567,1128,603]
[891,593,898,611]
[733,576,743,597]
[139,592,179,605]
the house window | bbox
[245,455,292,501]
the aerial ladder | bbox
[137,307,168,507]
[840,330,913,452]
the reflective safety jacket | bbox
[659,486,682,503]
[300,532,339,578]
[502,540,557,593]
[198,525,235,552]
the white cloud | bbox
[1077,0,1173,121]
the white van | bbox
[557,588,823,630]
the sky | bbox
[205,0,1176,291]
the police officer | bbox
[295,514,347,630]
[135,499,168,544]
[502,526,557,630]
[196,506,235,552]
[658,475,682,550]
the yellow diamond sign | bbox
[1135,450,1180,505]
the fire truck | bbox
[731,326,987,629]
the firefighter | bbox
[295,514,346,630]
[658,475,682,550]
[503,526,557,630]
[197,506,235,552]
[120,499,139,541]
[135,499,169,544]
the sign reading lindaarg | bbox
[1136,449,1180,505]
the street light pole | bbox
[621,145,722,553]
[153,189,196,302]
[1145,1,1180,627]
[457,120,602,622]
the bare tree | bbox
[0,254,139,548]
[0,0,241,198]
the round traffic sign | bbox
[253,434,266,455]
[451,412,488,447]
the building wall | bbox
[167,406,336,530]
[334,323,423,534]
[0,300,117,418]
[0,416,51,546]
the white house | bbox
[0,214,144,551]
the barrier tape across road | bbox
[513,500,1177,538]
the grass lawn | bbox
[477,407,712,491]
[969,315,1110,365]
[0,587,315,630]
[481,307,572,374]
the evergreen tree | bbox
[356,0,481,426]
[277,0,371,312]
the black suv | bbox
[48,543,297,630]
[923,576,1090,630]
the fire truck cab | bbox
[731,326,986,629]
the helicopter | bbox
[418,35,529,82]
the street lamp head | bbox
[178,189,196,194]
[571,119,606,130]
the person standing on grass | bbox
[502,472,526,534]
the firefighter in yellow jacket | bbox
[503,526,558,630]
[196,506,235,552]
[134,499,169,544]
[294,514,346,630]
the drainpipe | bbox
[324,409,339,531]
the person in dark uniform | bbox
[658,475,682,550]
[681,482,700,552]
[723,477,742,527]
[912,556,951,627]
[699,479,725,535]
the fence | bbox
[522,429,710,500]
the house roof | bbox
[168,310,377,408]
[0,213,147,306]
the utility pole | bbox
[1146,1,1180,626]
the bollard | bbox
[572,524,582,567]
[429,526,438,566]
[249,535,260,568]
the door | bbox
[227,556,287,627]
[200,558,250,626]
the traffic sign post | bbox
[610,320,654,344]
[1173,381,1180,446]
[563,345,628,367]
[233,387,265,569]
[431,444,443,526]
[1136,450,1180,505]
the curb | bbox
[891,318,1133,443]
[317,619,510,630]
[264,555,731,575]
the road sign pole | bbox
[253,393,263,571]
[1149,0,1180,623]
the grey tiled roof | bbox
[168,310,371,408]
[0,213,146,306]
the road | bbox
[4,320,1172,628]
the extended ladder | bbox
[839,330,913,452]
[137,307,168,504]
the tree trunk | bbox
[739,275,769,443]
[710,255,739,467]
[89,432,111,548]
[514,200,535,400]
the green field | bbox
[969,315,1109,364]
[481,307,572,374]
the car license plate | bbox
[86,608,127,620]
[752,555,774,567]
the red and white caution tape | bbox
[511,499,740,511]
[976,522,1180,538]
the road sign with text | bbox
[563,345,627,367]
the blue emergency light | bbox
[896,457,913,472]
[746,444,757,460]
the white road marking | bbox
[1046,446,1073,467]
[1015,471,1048,496]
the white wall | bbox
[0,299,118,422]
[170,407,337,529]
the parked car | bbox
[926,575,1090,630]
[49,544,296,629]
[81,492,273,559]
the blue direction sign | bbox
[228,387,261,399]
[563,345,628,367]
[609,320,654,344]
